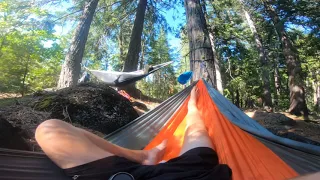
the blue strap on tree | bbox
[178,71,193,85]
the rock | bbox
[31,82,139,134]
[0,116,30,150]
[0,83,139,151]
[256,111,296,127]
[132,101,149,111]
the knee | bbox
[35,119,65,143]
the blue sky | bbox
[47,2,186,51]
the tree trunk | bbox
[273,56,281,108]
[118,24,125,68]
[231,91,235,104]
[263,0,308,116]
[21,55,30,96]
[57,0,99,89]
[184,0,216,87]
[274,53,281,96]
[238,0,272,108]
[208,33,223,93]
[0,36,6,59]
[122,0,147,72]
[202,0,222,93]
[235,89,240,108]
[313,81,320,112]
[139,37,145,70]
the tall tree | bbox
[184,0,216,87]
[262,0,308,115]
[122,0,147,72]
[238,0,272,108]
[201,0,223,94]
[0,0,63,95]
[138,28,177,100]
[57,0,99,88]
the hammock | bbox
[83,61,173,86]
[1,80,320,180]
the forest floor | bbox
[129,96,320,146]
[1,91,320,151]
[245,110,320,145]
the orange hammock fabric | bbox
[145,80,298,180]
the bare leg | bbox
[35,119,167,169]
[179,86,213,155]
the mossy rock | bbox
[34,95,56,110]
[31,83,139,134]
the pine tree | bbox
[237,0,273,109]
[58,0,99,88]
[263,0,308,116]
[184,0,216,87]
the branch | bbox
[52,9,82,23]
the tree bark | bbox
[122,0,147,72]
[201,0,222,93]
[235,89,240,108]
[274,51,281,97]
[21,54,30,96]
[209,32,223,93]
[139,37,145,70]
[263,0,308,116]
[57,0,99,88]
[118,24,125,67]
[238,0,272,108]
[184,0,216,87]
[313,81,320,112]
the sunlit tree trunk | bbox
[118,24,125,66]
[58,0,99,88]
[184,0,216,87]
[209,33,223,93]
[274,49,281,97]
[263,0,308,116]
[139,37,145,70]
[21,54,30,96]
[122,0,147,72]
[202,0,222,93]
[313,81,320,112]
[238,0,272,108]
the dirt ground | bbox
[2,90,320,151]
[245,110,320,145]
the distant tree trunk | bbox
[184,0,216,87]
[238,0,272,108]
[235,89,240,107]
[202,0,222,93]
[0,36,6,59]
[57,0,99,89]
[274,54,281,96]
[118,24,124,63]
[209,33,223,93]
[313,81,320,112]
[122,0,147,72]
[273,57,281,108]
[139,37,145,70]
[21,55,30,96]
[231,91,235,104]
[263,0,308,116]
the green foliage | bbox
[0,0,319,114]
[0,0,64,95]
[137,28,178,100]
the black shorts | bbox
[64,147,232,180]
